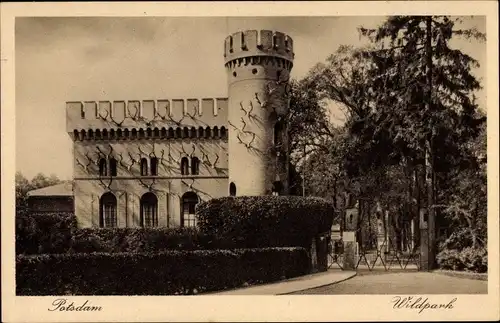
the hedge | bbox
[16,212,77,255]
[196,196,334,249]
[70,227,212,253]
[16,247,309,295]
[436,247,488,273]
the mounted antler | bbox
[246,132,256,149]
[76,158,88,172]
[85,151,98,166]
[255,92,269,109]
[127,102,140,120]
[240,118,249,133]
[211,152,219,169]
[228,120,238,130]
[109,113,124,126]
[126,152,137,172]
[98,109,109,120]
[201,150,211,166]
[240,101,248,117]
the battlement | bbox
[66,98,228,133]
[224,30,294,64]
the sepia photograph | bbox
[2,1,499,322]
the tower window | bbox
[99,158,107,176]
[191,157,200,175]
[252,68,258,75]
[150,157,158,176]
[181,157,189,175]
[229,182,236,196]
[140,158,148,176]
[109,158,117,176]
[274,121,284,147]
[272,181,283,196]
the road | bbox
[289,270,488,294]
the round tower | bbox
[224,30,294,196]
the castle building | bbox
[60,30,295,228]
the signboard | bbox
[331,224,341,240]
[343,231,356,242]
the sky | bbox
[15,16,486,180]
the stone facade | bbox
[65,30,294,228]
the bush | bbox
[70,227,212,253]
[16,247,309,295]
[196,196,334,249]
[436,247,487,273]
[16,212,77,255]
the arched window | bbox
[140,158,148,176]
[191,157,200,175]
[190,127,197,138]
[168,128,175,138]
[95,129,102,140]
[117,129,123,139]
[88,129,94,140]
[150,157,158,176]
[109,158,117,176]
[99,158,107,176]
[138,129,145,139]
[146,128,152,138]
[102,129,108,140]
[272,181,283,196]
[213,126,219,138]
[161,128,167,138]
[180,157,189,175]
[80,130,86,140]
[140,192,158,227]
[183,127,189,138]
[175,128,182,138]
[204,127,211,139]
[131,129,137,139]
[274,121,284,147]
[181,191,199,228]
[110,129,115,139]
[124,129,129,138]
[153,128,160,138]
[198,127,204,138]
[73,130,79,141]
[229,182,236,196]
[220,126,227,139]
[99,192,117,228]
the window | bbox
[181,191,199,228]
[191,157,200,175]
[99,192,117,228]
[229,182,236,196]
[204,127,211,139]
[73,130,79,141]
[274,121,284,147]
[220,126,227,139]
[140,192,158,227]
[141,158,148,176]
[150,157,158,176]
[181,157,189,175]
[99,158,107,176]
[272,181,283,196]
[190,127,197,138]
[183,127,189,138]
[213,126,219,138]
[109,158,117,176]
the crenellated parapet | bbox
[66,98,228,139]
[224,30,294,65]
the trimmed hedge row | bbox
[16,212,76,255]
[196,196,334,248]
[16,247,309,295]
[70,227,212,253]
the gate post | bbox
[343,207,358,270]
